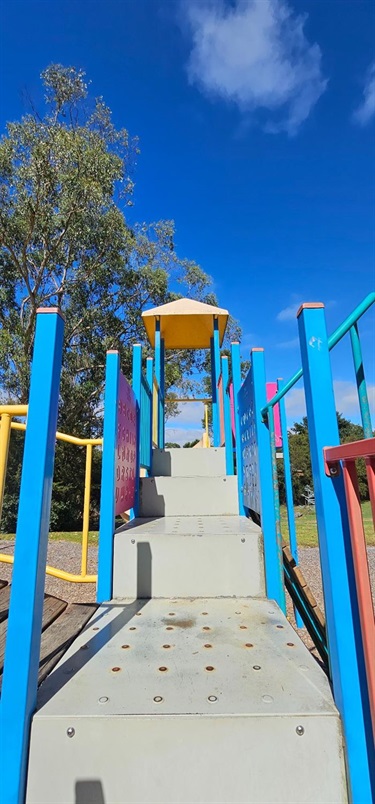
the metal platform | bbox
[152,446,226,477]
[26,598,347,803]
[113,515,265,598]
[139,475,239,516]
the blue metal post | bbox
[350,323,373,439]
[97,350,120,603]
[131,344,142,516]
[0,308,64,804]
[155,320,165,449]
[251,349,286,610]
[231,342,245,515]
[277,378,303,628]
[160,336,165,449]
[221,356,234,475]
[146,357,154,475]
[210,317,221,448]
[298,303,374,802]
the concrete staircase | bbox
[26,448,348,803]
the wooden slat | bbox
[0,593,68,674]
[283,544,327,664]
[293,565,308,589]
[0,585,11,622]
[38,603,97,685]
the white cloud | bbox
[285,386,306,418]
[166,401,206,425]
[276,302,302,322]
[284,381,375,424]
[165,427,203,446]
[334,381,375,418]
[165,401,206,445]
[353,61,375,126]
[276,298,336,322]
[183,0,327,135]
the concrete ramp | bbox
[26,598,347,804]
[113,516,265,598]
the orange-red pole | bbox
[342,459,375,741]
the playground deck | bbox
[1,297,374,803]
[26,582,347,804]
[0,580,96,688]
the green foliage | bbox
[183,439,200,448]
[0,64,224,530]
[165,442,181,448]
[0,429,24,533]
[278,412,370,505]
[0,64,217,430]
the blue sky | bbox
[1,0,374,442]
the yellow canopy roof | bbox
[142,298,229,349]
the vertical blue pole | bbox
[132,344,142,516]
[160,337,165,449]
[155,320,160,448]
[277,378,303,628]
[251,349,285,610]
[97,350,120,603]
[211,317,221,448]
[221,356,234,475]
[350,323,373,439]
[298,303,373,802]
[231,342,245,515]
[155,320,165,449]
[0,308,64,804]
[146,357,153,474]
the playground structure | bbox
[0,294,374,803]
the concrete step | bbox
[139,476,239,517]
[27,598,348,804]
[152,447,226,477]
[113,516,265,598]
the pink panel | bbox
[115,372,137,515]
[266,382,282,448]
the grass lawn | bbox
[0,530,99,545]
[1,504,373,548]
[280,501,374,547]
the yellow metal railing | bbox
[165,397,211,448]
[0,405,102,584]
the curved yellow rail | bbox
[0,406,101,584]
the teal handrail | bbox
[261,292,375,419]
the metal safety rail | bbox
[0,405,101,584]
[236,293,375,803]
[260,292,374,622]
[1,308,65,803]
[324,437,375,742]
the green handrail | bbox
[261,291,375,419]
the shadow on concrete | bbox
[75,780,105,804]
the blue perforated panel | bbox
[238,370,260,515]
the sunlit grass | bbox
[280,501,374,547]
[0,530,99,544]
[1,503,373,548]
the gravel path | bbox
[1,540,374,654]
[0,540,97,603]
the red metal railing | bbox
[324,437,375,741]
